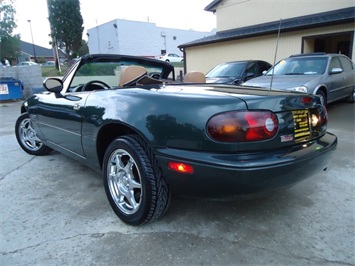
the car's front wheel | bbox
[316,90,326,105]
[103,135,170,225]
[15,113,52,155]
[346,86,355,103]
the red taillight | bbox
[207,111,278,142]
[168,162,194,174]
[301,96,312,103]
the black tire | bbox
[103,135,170,225]
[316,90,326,105]
[346,86,355,103]
[15,113,52,155]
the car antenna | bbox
[270,18,282,91]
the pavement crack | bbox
[0,232,107,255]
[245,243,353,266]
[0,156,36,181]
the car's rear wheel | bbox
[15,113,52,155]
[103,135,170,225]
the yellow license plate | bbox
[293,110,310,142]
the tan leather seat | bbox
[119,66,147,87]
[184,71,206,83]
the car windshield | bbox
[266,57,328,76]
[69,61,167,89]
[206,62,247,78]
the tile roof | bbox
[179,7,355,49]
[204,0,222,12]
[20,40,65,57]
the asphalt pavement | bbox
[0,99,354,265]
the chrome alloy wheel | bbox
[18,117,43,152]
[107,149,142,215]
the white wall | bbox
[185,23,355,74]
[215,0,355,32]
[87,19,215,57]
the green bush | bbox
[41,66,69,77]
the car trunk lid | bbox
[208,85,328,151]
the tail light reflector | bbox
[168,162,194,174]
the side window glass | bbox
[339,57,353,71]
[246,63,256,74]
[258,62,270,73]
[329,57,341,70]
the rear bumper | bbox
[155,132,337,198]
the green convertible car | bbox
[15,54,337,226]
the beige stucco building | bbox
[179,0,355,73]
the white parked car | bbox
[15,61,39,66]
[42,61,56,66]
[159,53,184,63]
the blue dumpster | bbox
[0,78,23,101]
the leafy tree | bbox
[47,0,83,60]
[0,0,16,38]
[72,39,89,58]
[0,0,21,61]
[0,35,21,61]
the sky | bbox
[13,0,216,49]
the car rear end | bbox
[154,86,337,198]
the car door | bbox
[34,91,90,157]
[338,56,355,98]
[326,56,346,101]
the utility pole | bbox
[47,0,61,72]
[27,20,38,62]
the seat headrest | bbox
[184,71,206,83]
[119,65,148,87]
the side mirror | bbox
[330,68,343,75]
[262,70,268,75]
[43,78,63,92]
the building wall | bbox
[216,0,355,32]
[87,19,215,57]
[185,23,355,74]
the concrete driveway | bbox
[0,100,354,265]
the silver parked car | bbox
[243,53,355,104]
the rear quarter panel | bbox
[81,87,248,153]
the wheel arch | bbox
[314,85,328,103]
[20,104,27,114]
[96,122,148,169]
